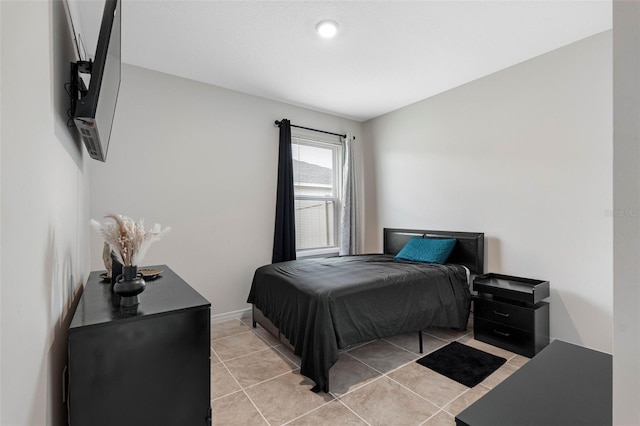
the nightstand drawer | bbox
[474,318,536,357]
[474,273,549,305]
[475,298,533,331]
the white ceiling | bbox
[74,0,612,122]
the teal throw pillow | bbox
[395,237,457,264]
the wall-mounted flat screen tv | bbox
[71,0,121,162]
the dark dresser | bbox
[473,273,549,358]
[456,340,612,426]
[67,265,211,426]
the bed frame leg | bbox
[251,305,257,328]
[419,331,423,354]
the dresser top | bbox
[70,265,211,331]
[456,340,612,426]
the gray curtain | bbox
[339,133,360,255]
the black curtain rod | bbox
[274,120,350,139]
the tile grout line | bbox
[336,398,373,426]
[440,383,492,418]
[272,344,302,368]
[423,330,473,342]
[280,399,338,425]
[372,341,500,416]
[380,337,428,356]
[322,352,384,398]
[251,325,284,347]
[240,388,271,425]
[219,353,272,426]
[340,344,435,401]
[230,358,340,425]
[209,321,284,426]
[331,352,385,397]
[210,346,222,364]
[418,409,444,426]
[210,319,251,341]
[384,372,449,413]
[211,330,277,363]
[214,344,290,365]
[210,388,242,403]
[210,328,256,343]
[212,324,345,424]
[241,367,302,393]
[211,322,521,424]
[342,351,392,378]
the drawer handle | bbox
[493,329,511,337]
[493,310,510,318]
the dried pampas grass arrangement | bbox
[91,214,171,267]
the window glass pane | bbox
[292,143,334,197]
[292,137,341,252]
[295,199,336,250]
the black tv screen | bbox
[73,0,121,162]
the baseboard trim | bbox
[211,307,251,324]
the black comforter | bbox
[246,254,471,392]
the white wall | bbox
[0,2,623,422]
[1,2,3,421]
[89,64,362,317]
[1,1,4,420]
[1,1,91,425]
[612,1,640,424]
[362,32,613,353]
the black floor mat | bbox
[416,341,506,387]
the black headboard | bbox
[383,228,485,275]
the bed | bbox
[246,228,485,392]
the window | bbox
[292,135,343,255]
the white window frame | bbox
[292,134,343,258]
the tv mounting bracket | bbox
[67,60,92,126]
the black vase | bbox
[114,265,146,307]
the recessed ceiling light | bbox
[316,20,339,39]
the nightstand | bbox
[473,273,549,358]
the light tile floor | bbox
[210,314,528,426]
